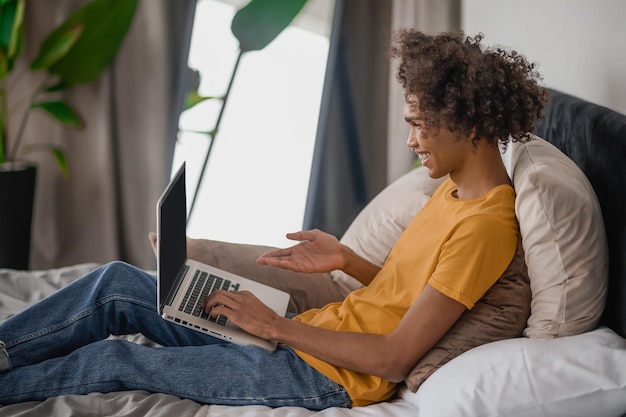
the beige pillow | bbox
[185,238,345,314]
[405,239,531,392]
[332,167,445,296]
[508,136,609,338]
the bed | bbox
[1,88,626,417]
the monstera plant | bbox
[0,0,137,269]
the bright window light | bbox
[174,0,331,248]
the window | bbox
[174,0,333,247]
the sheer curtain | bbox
[303,0,460,238]
[19,0,197,270]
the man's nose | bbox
[406,133,417,148]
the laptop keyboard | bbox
[178,270,240,326]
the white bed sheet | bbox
[0,264,417,417]
[0,392,416,417]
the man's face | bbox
[404,101,472,179]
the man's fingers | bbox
[203,290,232,311]
[203,290,251,312]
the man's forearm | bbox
[270,317,411,382]
[339,245,381,286]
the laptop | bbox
[156,162,290,351]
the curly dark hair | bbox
[389,29,547,147]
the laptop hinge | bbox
[163,264,189,310]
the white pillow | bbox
[401,327,626,417]
[331,167,445,295]
[506,136,609,338]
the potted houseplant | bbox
[0,0,137,268]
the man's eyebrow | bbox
[404,115,425,123]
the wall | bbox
[462,0,626,115]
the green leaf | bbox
[22,144,71,179]
[30,23,83,71]
[184,91,220,111]
[231,0,308,52]
[52,148,70,179]
[0,0,24,68]
[47,0,138,88]
[0,0,17,50]
[6,0,23,60]
[180,128,217,137]
[31,101,84,128]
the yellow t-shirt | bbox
[293,178,518,407]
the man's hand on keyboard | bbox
[202,290,282,341]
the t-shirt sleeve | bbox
[428,215,518,309]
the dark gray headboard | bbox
[534,88,626,338]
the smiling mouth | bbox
[417,152,431,163]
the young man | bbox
[0,30,545,408]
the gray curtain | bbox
[304,0,460,237]
[19,0,197,270]
[303,0,392,238]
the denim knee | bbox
[98,261,142,281]
[90,261,154,292]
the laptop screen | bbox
[157,163,188,308]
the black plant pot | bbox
[0,162,37,270]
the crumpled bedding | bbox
[0,392,415,417]
[0,264,416,417]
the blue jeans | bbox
[0,261,351,409]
